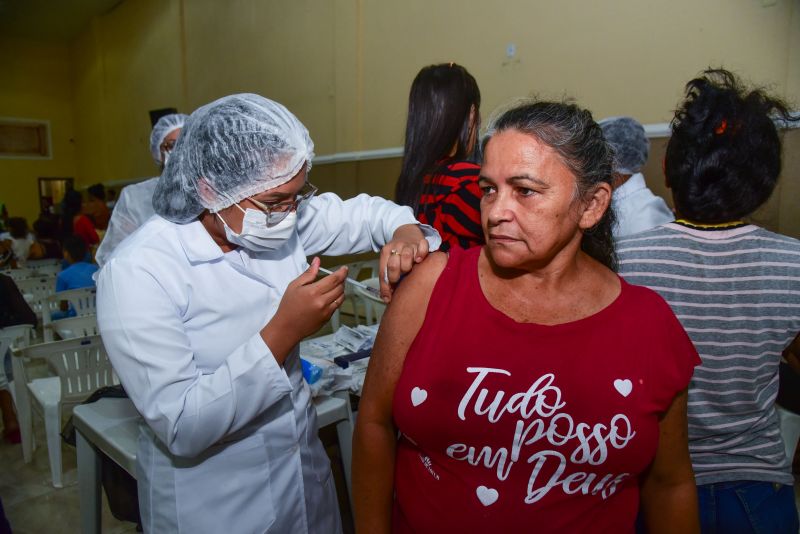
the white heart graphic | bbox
[411,387,428,407]
[614,379,633,397]
[476,486,499,506]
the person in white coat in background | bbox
[96,94,439,534]
[599,116,674,238]
[95,113,188,267]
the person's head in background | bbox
[33,216,58,240]
[62,235,88,265]
[666,68,793,224]
[6,217,28,239]
[87,183,106,203]
[395,63,481,214]
[150,113,189,172]
[480,100,617,270]
[599,117,649,189]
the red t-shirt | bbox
[392,247,699,533]
[73,214,99,246]
[417,160,484,253]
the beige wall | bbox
[0,37,77,222]
[66,0,799,185]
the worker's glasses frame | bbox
[160,138,177,154]
[248,182,318,227]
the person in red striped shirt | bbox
[394,63,484,252]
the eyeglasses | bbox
[248,182,318,226]
[160,138,177,154]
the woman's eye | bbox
[517,187,536,197]
[479,185,496,195]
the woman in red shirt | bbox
[354,101,700,533]
[394,63,483,252]
[62,189,99,247]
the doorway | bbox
[38,177,74,215]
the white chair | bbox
[0,324,36,462]
[26,258,62,271]
[2,267,36,281]
[30,263,62,277]
[355,277,386,324]
[776,404,800,466]
[329,259,379,330]
[13,335,117,488]
[47,314,99,341]
[41,287,98,342]
[13,275,57,320]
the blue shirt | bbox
[56,261,98,292]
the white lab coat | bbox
[612,173,674,238]
[97,192,439,534]
[95,177,159,267]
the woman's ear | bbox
[578,182,613,231]
[197,177,216,205]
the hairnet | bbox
[153,94,314,224]
[599,116,649,175]
[149,113,189,165]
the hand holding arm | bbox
[378,223,430,302]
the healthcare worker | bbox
[599,116,674,238]
[96,94,440,533]
[95,113,188,267]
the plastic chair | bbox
[13,335,117,488]
[329,259,379,330]
[47,314,100,341]
[355,277,387,324]
[2,267,36,281]
[0,324,36,462]
[41,287,98,342]
[13,275,57,319]
[30,263,62,277]
[776,404,800,465]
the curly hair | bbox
[482,100,617,271]
[666,68,795,223]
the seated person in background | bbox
[354,100,700,533]
[61,189,99,248]
[617,68,800,533]
[106,188,117,210]
[29,215,63,260]
[0,217,35,265]
[599,117,673,238]
[52,236,97,320]
[394,63,484,252]
[84,183,111,231]
[57,235,98,292]
[0,240,14,269]
[95,113,188,267]
[0,272,37,443]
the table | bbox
[74,393,354,534]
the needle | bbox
[317,266,381,297]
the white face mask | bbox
[217,205,297,252]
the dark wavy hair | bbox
[666,68,795,223]
[395,63,481,215]
[481,100,617,271]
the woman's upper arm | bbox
[358,252,448,422]
[645,388,693,484]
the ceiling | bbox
[0,0,124,43]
